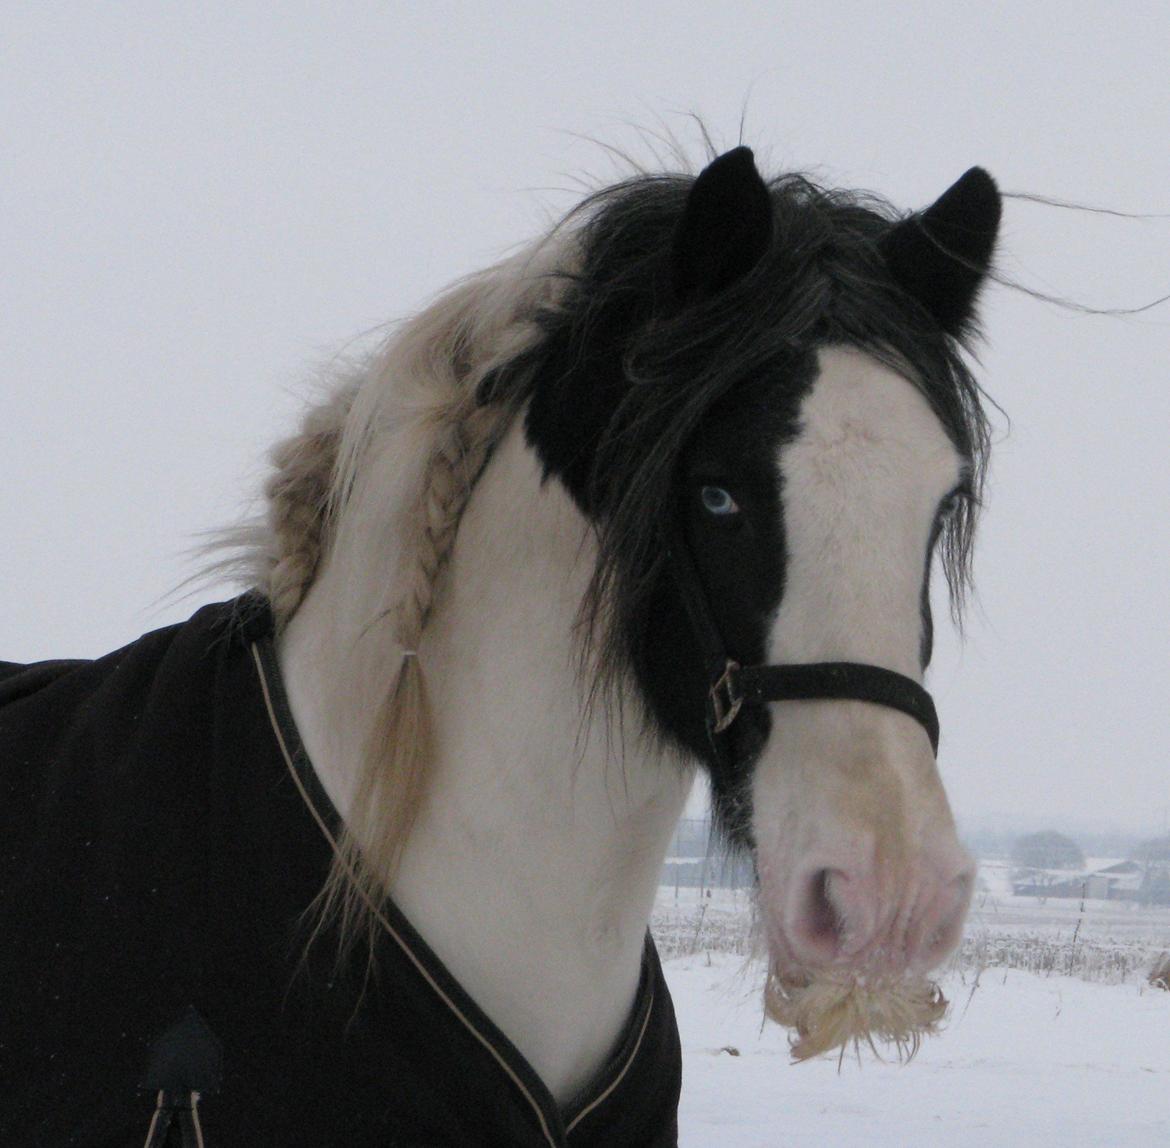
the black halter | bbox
[670,538,940,760]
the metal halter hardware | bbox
[671,540,941,760]
[708,660,744,734]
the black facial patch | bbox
[655,363,817,838]
[527,353,817,847]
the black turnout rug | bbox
[0,597,681,1147]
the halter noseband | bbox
[670,538,940,759]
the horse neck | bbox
[278,417,693,1103]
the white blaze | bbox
[752,345,970,975]
[770,345,962,676]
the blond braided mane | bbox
[321,396,525,947]
[249,238,569,947]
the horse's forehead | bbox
[765,346,962,677]
[782,346,962,495]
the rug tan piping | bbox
[251,642,560,1148]
[564,987,654,1135]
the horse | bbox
[0,145,999,1147]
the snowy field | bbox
[653,884,1170,1146]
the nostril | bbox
[799,868,847,955]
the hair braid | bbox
[281,240,570,952]
[319,393,521,952]
[394,401,503,648]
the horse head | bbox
[272,145,999,1091]
[522,147,998,1058]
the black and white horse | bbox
[1,146,999,1146]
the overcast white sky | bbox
[4,4,1169,838]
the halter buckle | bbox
[708,659,744,734]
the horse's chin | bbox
[762,959,948,1063]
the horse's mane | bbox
[225,160,992,947]
[244,239,568,624]
[206,234,575,949]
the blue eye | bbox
[700,485,739,516]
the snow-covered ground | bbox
[668,954,1168,1146]
[655,884,1170,1145]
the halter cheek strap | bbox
[670,539,940,759]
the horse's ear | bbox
[671,146,773,301]
[881,167,1002,337]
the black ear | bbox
[672,146,773,301]
[881,167,1001,337]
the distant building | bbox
[1086,860,1142,901]
[1011,859,1144,901]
